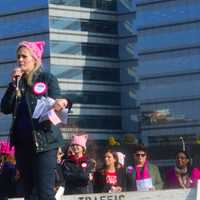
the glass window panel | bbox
[81,19,117,34]
[0,10,48,40]
[50,41,118,58]
[51,41,81,55]
[50,16,117,34]
[50,17,81,31]
[140,74,200,100]
[51,65,120,82]
[139,22,200,53]
[148,135,196,146]
[147,134,197,160]
[137,0,200,28]
[62,91,120,105]
[68,115,121,129]
[49,0,117,11]
[0,0,48,15]
[141,100,200,126]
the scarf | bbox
[68,155,88,167]
[135,161,150,180]
[175,166,191,188]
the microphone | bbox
[16,75,20,90]
[15,75,21,98]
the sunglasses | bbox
[135,153,146,157]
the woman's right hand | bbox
[53,99,68,112]
[11,67,23,82]
[110,186,122,192]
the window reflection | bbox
[68,115,121,129]
[51,65,120,82]
[51,41,118,58]
[148,135,196,146]
[50,16,81,31]
[141,108,196,125]
[62,91,120,105]
[50,16,118,34]
[49,0,117,11]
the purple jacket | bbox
[165,167,200,188]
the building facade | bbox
[0,0,137,141]
[0,0,50,137]
[1,0,199,160]
[135,0,200,160]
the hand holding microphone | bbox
[11,67,23,97]
[11,67,23,82]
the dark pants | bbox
[15,146,56,200]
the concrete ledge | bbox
[8,188,196,200]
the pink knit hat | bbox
[18,41,45,62]
[70,134,88,150]
[0,140,15,156]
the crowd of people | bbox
[57,134,200,194]
[0,133,200,199]
[0,40,199,200]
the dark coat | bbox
[54,163,65,189]
[0,162,17,197]
[94,168,126,193]
[0,70,65,153]
[62,155,94,194]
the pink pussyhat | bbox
[9,146,15,157]
[70,134,88,150]
[18,41,45,62]
[0,140,10,155]
[0,140,15,156]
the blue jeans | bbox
[15,146,57,200]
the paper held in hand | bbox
[136,178,153,191]
[32,97,68,125]
[55,186,65,200]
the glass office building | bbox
[0,0,137,141]
[1,0,199,162]
[135,0,200,161]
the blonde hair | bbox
[25,61,41,86]
[17,46,42,86]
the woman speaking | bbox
[1,41,69,200]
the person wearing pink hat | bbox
[0,40,72,200]
[61,133,95,194]
[70,134,88,156]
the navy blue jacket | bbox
[0,69,65,153]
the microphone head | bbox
[15,75,20,79]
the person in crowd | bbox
[126,144,163,191]
[0,40,70,200]
[54,147,65,193]
[54,147,65,200]
[116,152,126,169]
[65,144,75,157]
[0,141,21,199]
[0,157,18,199]
[165,150,200,189]
[56,147,64,164]
[62,133,94,194]
[94,149,126,193]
